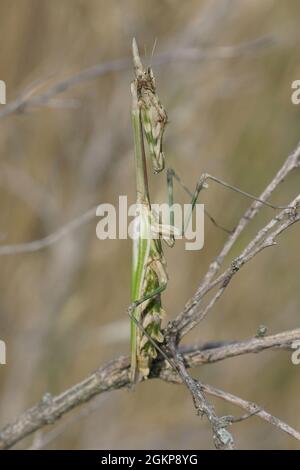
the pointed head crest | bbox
[132,37,167,175]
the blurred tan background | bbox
[0,0,299,450]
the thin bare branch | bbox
[0,36,274,119]
[201,384,300,442]
[1,328,300,449]
[174,195,300,338]
[0,205,98,255]
[167,341,235,450]
[167,141,300,338]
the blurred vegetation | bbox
[0,0,299,449]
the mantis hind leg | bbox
[166,168,232,240]
[166,168,287,240]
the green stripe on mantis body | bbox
[130,205,151,382]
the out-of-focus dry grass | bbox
[0,0,299,449]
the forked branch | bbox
[1,328,300,449]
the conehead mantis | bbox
[129,38,287,383]
[130,38,169,382]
